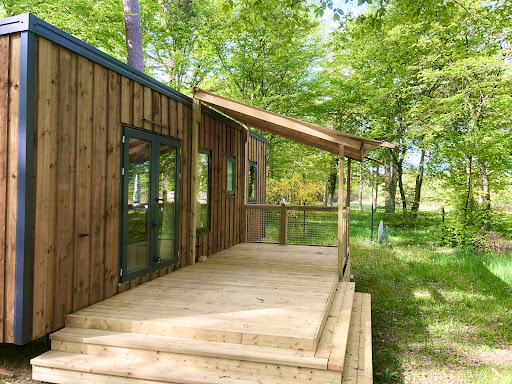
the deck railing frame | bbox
[245,203,350,276]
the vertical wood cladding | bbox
[248,135,266,205]
[246,134,267,242]
[29,36,249,340]
[196,114,245,257]
[0,33,19,343]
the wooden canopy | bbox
[193,88,398,161]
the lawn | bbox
[349,206,512,383]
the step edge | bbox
[50,328,329,370]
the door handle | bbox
[151,221,158,228]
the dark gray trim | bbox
[249,130,268,144]
[14,30,36,345]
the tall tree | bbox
[123,0,144,71]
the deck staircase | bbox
[31,244,372,384]
[32,282,372,384]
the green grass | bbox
[348,206,512,383]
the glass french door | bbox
[120,126,180,282]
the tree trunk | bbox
[464,156,473,225]
[411,149,426,215]
[396,158,407,212]
[479,163,491,211]
[390,163,397,212]
[372,166,379,208]
[325,156,338,207]
[384,161,393,213]
[123,0,144,72]
[359,164,363,211]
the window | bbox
[226,155,236,197]
[248,161,257,203]
[197,148,210,233]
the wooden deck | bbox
[32,243,372,383]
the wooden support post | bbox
[279,203,287,245]
[346,158,351,254]
[240,126,249,242]
[189,97,200,265]
[338,145,345,280]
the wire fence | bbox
[287,210,338,246]
[246,206,340,246]
[246,207,280,243]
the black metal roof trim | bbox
[249,130,268,144]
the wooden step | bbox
[341,293,372,384]
[49,327,328,369]
[64,276,339,353]
[315,281,355,373]
[31,351,342,384]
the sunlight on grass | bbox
[348,208,512,383]
[484,257,512,286]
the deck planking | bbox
[65,243,338,352]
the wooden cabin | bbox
[1,13,397,384]
[0,13,267,345]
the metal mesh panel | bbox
[246,208,280,243]
[287,210,338,246]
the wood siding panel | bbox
[0,34,9,343]
[196,116,245,258]
[28,36,255,341]
[53,46,77,330]
[247,135,267,241]
[73,55,94,313]
[104,70,121,299]
[32,37,59,337]
[0,34,20,343]
[90,63,108,304]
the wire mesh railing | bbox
[286,209,338,246]
[245,204,348,247]
[246,206,280,243]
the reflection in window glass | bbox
[226,156,236,197]
[197,149,210,232]
[158,145,176,261]
[248,161,257,203]
[127,138,151,272]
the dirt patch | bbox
[0,341,49,384]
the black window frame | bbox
[226,155,236,198]
[197,147,211,234]
[120,125,181,283]
[248,161,257,204]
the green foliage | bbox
[0,0,127,59]
[266,175,323,205]
[325,0,512,245]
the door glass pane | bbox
[127,138,151,272]
[157,144,176,261]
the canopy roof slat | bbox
[193,88,398,161]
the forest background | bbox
[2,0,511,248]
